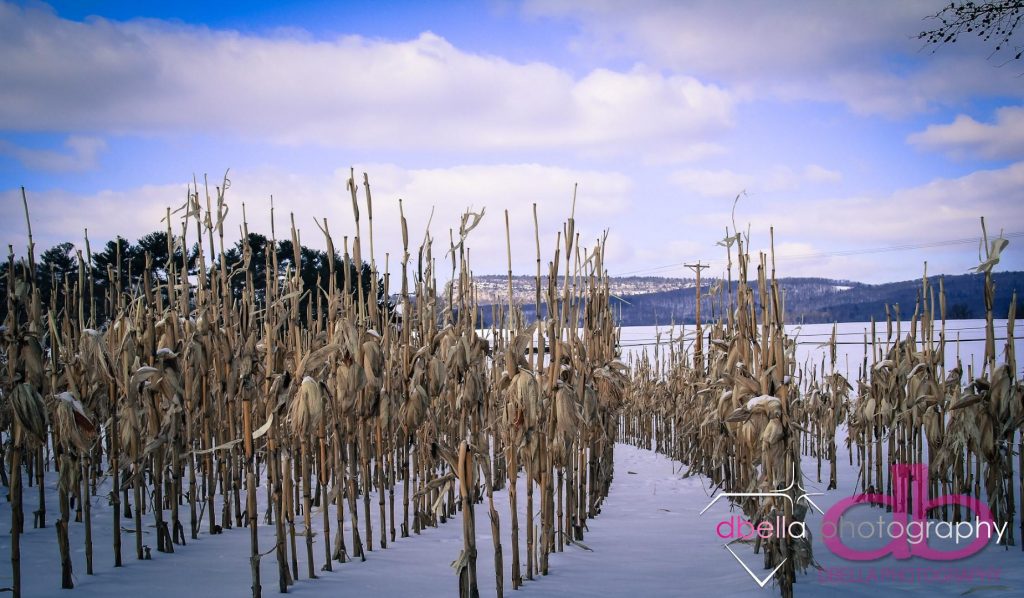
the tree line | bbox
[1,231,387,325]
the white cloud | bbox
[0,2,733,154]
[7,160,1021,284]
[909,106,1024,160]
[0,135,106,172]
[658,161,1024,281]
[528,0,921,75]
[712,162,1024,263]
[2,1,1018,287]
[523,0,1022,117]
[803,164,842,184]
[670,168,751,198]
[738,240,893,280]
[2,163,634,276]
[640,142,727,166]
[670,164,842,197]
[2,183,186,251]
[338,163,633,274]
[625,238,704,275]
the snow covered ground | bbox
[2,321,1022,596]
[3,437,1021,597]
[620,320,1023,380]
[0,440,737,597]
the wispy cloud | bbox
[1,1,1020,284]
[523,0,1023,117]
[633,161,1021,280]
[0,135,106,172]
[8,160,1020,283]
[696,161,1024,263]
[3,163,633,275]
[670,164,842,198]
[670,168,751,198]
[909,106,1024,160]
[0,2,733,154]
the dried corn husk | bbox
[53,391,96,452]
[289,376,325,436]
[12,383,48,447]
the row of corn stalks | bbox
[1,174,629,597]
[842,225,1021,549]
[620,221,1021,597]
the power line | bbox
[618,335,1024,349]
[618,324,999,340]
[779,232,1024,262]
[789,324,994,338]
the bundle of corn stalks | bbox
[2,174,628,598]
[624,218,1022,597]
[843,223,1021,549]
[622,228,817,597]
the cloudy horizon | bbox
[2,0,1022,284]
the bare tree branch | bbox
[919,1,1024,60]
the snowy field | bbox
[2,321,1022,597]
[620,320,1023,378]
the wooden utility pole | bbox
[685,261,709,370]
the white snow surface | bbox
[2,321,1023,596]
[2,438,1023,596]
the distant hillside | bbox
[472,271,1024,326]
[472,274,693,304]
[611,271,1024,326]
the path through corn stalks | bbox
[4,430,1023,597]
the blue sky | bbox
[1,0,1022,283]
